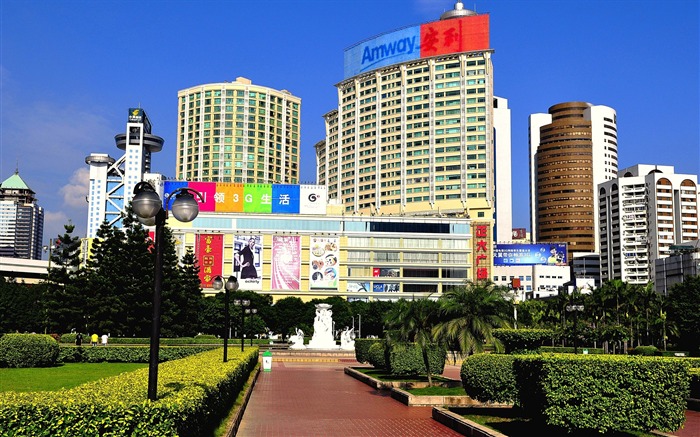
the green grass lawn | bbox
[0,362,148,392]
[406,385,466,396]
[354,367,453,383]
[459,407,658,437]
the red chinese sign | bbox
[472,222,492,282]
[420,15,489,58]
[196,234,223,288]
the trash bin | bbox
[262,350,272,372]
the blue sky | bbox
[1,0,698,246]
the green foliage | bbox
[690,368,700,399]
[493,328,553,354]
[354,338,382,364]
[58,345,217,363]
[388,342,446,376]
[0,348,258,436]
[460,353,518,404]
[515,354,690,434]
[0,334,60,368]
[0,277,46,333]
[367,341,387,369]
[539,346,604,354]
[667,276,700,356]
[629,345,659,356]
[267,296,306,340]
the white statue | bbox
[308,303,337,349]
[289,327,306,350]
[340,326,356,350]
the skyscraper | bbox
[0,170,44,259]
[316,2,512,241]
[529,101,618,255]
[176,77,301,184]
[85,108,163,237]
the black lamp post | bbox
[566,304,585,354]
[233,299,255,352]
[132,181,203,401]
[247,308,258,346]
[212,275,239,362]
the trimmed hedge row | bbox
[460,353,690,434]
[365,341,446,377]
[60,334,231,345]
[539,346,604,354]
[0,334,60,368]
[0,347,259,436]
[58,345,219,363]
[354,338,382,364]
[493,328,553,354]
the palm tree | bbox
[433,281,511,357]
[383,298,441,386]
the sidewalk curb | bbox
[224,363,261,437]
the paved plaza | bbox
[237,357,700,437]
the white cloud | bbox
[60,167,90,208]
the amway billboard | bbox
[343,14,489,79]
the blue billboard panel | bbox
[271,184,300,214]
[344,26,421,79]
[493,243,568,266]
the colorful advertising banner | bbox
[343,14,489,79]
[493,243,568,266]
[233,235,262,290]
[373,268,400,277]
[309,236,339,290]
[196,234,223,288]
[162,182,326,216]
[372,283,400,292]
[271,236,301,290]
[347,282,370,293]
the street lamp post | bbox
[566,304,585,354]
[247,308,258,346]
[212,275,239,362]
[132,181,203,401]
[233,299,253,352]
[358,314,361,339]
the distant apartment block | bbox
[598,164,699,285]
[0,171,44,259]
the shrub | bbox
[354,338,381,364]
[493,328,553,354]
[690,368,700,399]
[515,354,690,434]
[0,333,60,368]
[58,345,218,363]
[630,345,659,356]
[461,353,518,404]
[388,343,446,377]
[367,341,387,369]
[0,348,258,436]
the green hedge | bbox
[690,368,699,399]
[460,353,518,404]
[515,354,690,434]
[0,347,258,436]
[388,343,446,376]
[58,345,219,363]
[629,345,659,356]
[493,329,553,354]
[354,338,382,364]
[367,341,387,369]
[0,334,60,368]
[539,346,604,354]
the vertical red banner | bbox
[196,233,223,288]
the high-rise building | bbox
[598,164,699,285]
[85,108,163,237]
[529,101,618,255]
[0,170,44,259]
[176,77,301,184]
[317,2,512,242]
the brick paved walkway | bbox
[237,360,463,436]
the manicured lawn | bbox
[0,362,148,392]
[459,407,658,437]
[354,367,452,383]
[406,385,465,396]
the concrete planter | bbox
[391,387,481,407]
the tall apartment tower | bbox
[598,164,699,285]
[316,2,513,241]
[0,170,44,259]
[529,102,618,255]
[177,77,301,184]
[85,108,164,238]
